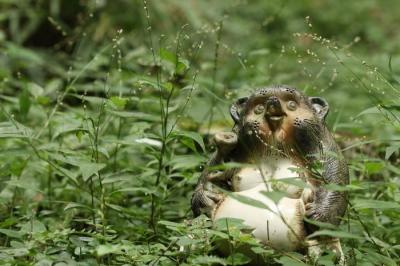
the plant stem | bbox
[47,117,53,207]
[206,19,223,134]
[113,117,123,173]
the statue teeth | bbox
[269,116,283,121]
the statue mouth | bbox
[265,96,285,131]
[268,115,284,121]
[266,113,285,131]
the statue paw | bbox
[305,202,325,221]
[192,188,224,217]
[203,190,224,204]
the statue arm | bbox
[191,132,238,217]
[306,142,349,226]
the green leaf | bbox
[177,236,203,246]
[158,220,184,228]
[385,144,400,160]
[207,229,229,239]
[260,190,288,204]
[19,220,46,234]
[26,82,44,97]
[107,110,160,122]
[355,106,381,117]
[303,217,337,230]
[364,162,384,174]
[36,95,50,106]
[360,247,397,266]
[275,177,308,189]
[19,90,31,117]
[176,58,189,73]
[160,48,176,64]
[96,244,122,257]
[110,187,154,196]
[106,203,125,212]
[353,199,400,210]
[324,183,366,192]
[169,154,205,170]
[251,246,274,255]
[64,202,93,211]
[0,122,31,138]
[191,255,227,265]
[308,230,363,240]
[249,48,270,56]
[180,137,197,152]
[228,193,271,210]
[174,131,205,152]
[163,82,173,92]
[214,218,253,231]
[109,96,127,110]
[274,256,308,266]
[76,130,84,141]
[2,246,30,257]
[52,123,87,140]
[6,178,42,193]
[226,253,251,265]
[0,229,24,239]
[52,164,79,186]
[6,43,44,65]
[79,162,106,181]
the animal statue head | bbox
[230,86,330,158]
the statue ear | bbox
[309,97,329,120]
[230,97,248,123]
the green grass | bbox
[0,0,399,265]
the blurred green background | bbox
[2,1,400,132]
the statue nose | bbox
[266,96,281,113]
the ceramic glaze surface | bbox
[231,158,303,197]
[213,158,307,251]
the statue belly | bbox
[232,159,304,196]
[213,184,306,251]
[214,159,307,251]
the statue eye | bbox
[287,101,297,111]
[254,104,265,114]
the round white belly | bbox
[232,158,304,198]
[213,184,306,251]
